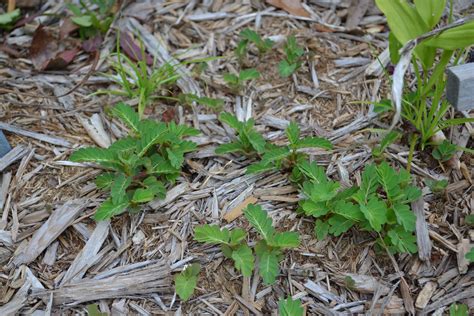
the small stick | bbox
[7,0,15,12]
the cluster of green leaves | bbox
[425,179,448,194]
[278,35,304,78]
[67,0,115,38]
[215,113,266,155]
[178,93,224,110]
[96,42,180,119]
[174,263,201,301]
[70,103,198,220]
[432,140,456,162]
[223,68,260,92]
[0,9,20,30]
[194,204,300,284]
[278,297,304,316]
[235,28,274,61]
[372,131,401,158]
[298,161,421,253]
[376,0,474,155]
[247,122,332,174]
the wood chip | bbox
[223,196,257,222]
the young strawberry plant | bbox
[236,29,274,61]
[298,160,421,253]
[67,0,115,39]
[215,112,267,155]
[194,204,299,285]
[69,103,198,220]
[174,263,201,301]
[278,35,304,78]
[246,122,332,174]
[223,68,260,92]
[431,140,456,162]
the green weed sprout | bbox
[235,28,274,61]
[278,35,304,77]
[223,68,260,92]
[67,0,115,38]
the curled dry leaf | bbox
[44,49,79,70]
[29,25,58,70]
[265,0,310,18]
[82,35,103,53]
[60,18,79,40]
[120,31,153,65]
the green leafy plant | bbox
[247,122,332,174]
[235,29,274,61]
[425,179,448,194]
[86,304,107,316]
[174,263,201,301]
[215,112,267,155]
[298,161,421,253]
[278,297,304,316]
[376,0,474,163]
[372,131,401,158]
[0,9,20,30]
[432,140,456,162]
[179,93,224,110]
[96,41,180,119]
[194,204,299,285]
[223,68,260,92]
[449,303,469,316]
[70,103,198,220]
[278,35,304,77]
[67,0,115,38]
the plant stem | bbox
[407,134,418,172]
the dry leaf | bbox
[29,25,58,70]
[266,0,310,17]
[120,31,153,65]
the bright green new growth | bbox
[432,140,456,162]
[174,263,201,301]
[67,0,115,38]
[70,103,198,220]
[235,29,274,61]
[449,303,469,316]
[376,0,474,159]
[299,161,421,253]
[247,122,332,174]
[278,297,304,316]
[96,40,180,119]
[215,112,267,155]
[194,204,299,284]
[223,68,260,92]
[372,131,401,158]
[0,9,20,29]
[278,35,304,78]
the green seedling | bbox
[179,93,224,110]
[432,140,456,162]
[70,103,198,220]
[298,161,421,254]
[247,122,332,174]
[278,297,304,316]
[215,112,267,155]
[235,28,274,61]
[223,68,260,92]
[278,35,304,77]
[466,248,474,263]
[67,0,115,38]
[194,204,300,285]
[372,131,401,158]
[174,263,201,301]
[86,304,107,316]
[449,303,469,316]
[425,179,448,194]
[96,40,180,119]
[0,9,20,30]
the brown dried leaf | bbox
[265,0,310,17]
[60,18,79,40]
[29,25,58,71]
[43,49,79,70]
[120,31,153,65]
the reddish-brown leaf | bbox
[161,107,176,123]
[43,49,79,70]
[119,31,153,65]
[59,18,79,40]
[29,25,58,71]
[265,0,310,17]
[82,35,103,53]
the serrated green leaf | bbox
[215,142,245,155]
[244,204,275,242]
[402,185,422,203]
[387,227,417,253]
[111,102,140,133]
[70,147,117,165]
[314,219,329,240]
[333,200,364,221]
[108,137,136,154]
[136,122,167,157]
[219,112,242,130]
[373,130,401,157]
[259,250,279,285]
[132,188,155,203]
[235,40,248,60]
[95,173,115,189]
[300,199,330,217]
[167,121,200,138]
[175,264,200,301]
[449,303,469,316]
[261,146,291,163]
[297,161,326,183]
[231,244,254,277]
[239,68,260,81]
[286,122,300,146]
[278,60,297,77]
[269,232,300,249]
[305,180,340,202]
[230,228,247,246]
[392,203,416,231]
[359,196,387,232]
[240,29,261,44]
[223,73,239,85]
[278,297,304,316]
[148,154,178,174]
[354,164,379,203]
[87,304,107,316]
[377,162,402,202]
[194,224,230,244]
[245,129,266,153]
[246,162,274,174]
[166,148,183,169]
[328,215,354,236]
[296,137,332,150]
[110,173,132,204]
[94,198,130,220]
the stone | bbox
[446,63,474,111]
